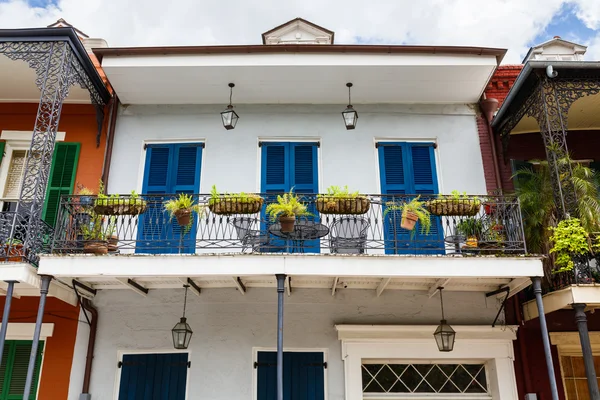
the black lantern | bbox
[172,284,193,349]
[433,287,455,352]
[221,83,239,130]
[341,82,358,130]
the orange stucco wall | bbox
[0,296,80,399]
[0,102,107,193]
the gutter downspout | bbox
[101,95,119,188]
[480,96,503,193]
[80,298,98,400]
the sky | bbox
[1,0,600,64]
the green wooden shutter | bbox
[42,143,80,227]
[0,142,6,166]
[0,340,44,400]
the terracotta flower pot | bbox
[401,211,418,231]
[279,215,296,233]
[4,244,24,262]
[174,209,192,227]
[84,241,108,255]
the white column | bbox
[487,358,518,400]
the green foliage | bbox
[77,187,94,196]
[549,218,590,272]
[317,186,361,199]
[265,190,312,221]
[81,214,106,241]
[163,193,205,217]
[384,196,432,235]
[4,239,22,246]
[95,190,146,207]
[514,157,600,255]
[456,218,483,238]
[208,185,262,205]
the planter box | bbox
[94,200,148,216]
[426,199,481,216]
[315,197,370,214]
[209,198,264,215]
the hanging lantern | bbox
[172,285,193,349]
[221,83,239,130]
[341,83,358,130]
[433,287,455,352]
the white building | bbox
[39,19,543,400]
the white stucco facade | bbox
[107,104,485,196]
[83,287,517,400]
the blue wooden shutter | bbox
[138,144,202,254]
[257,351,277,400]
[256,352,324,400]
[291,143,319,251]
[118,353,188,400]
[261,143,289,194]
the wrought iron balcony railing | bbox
[50,193,526,256]
[0,211,54,265]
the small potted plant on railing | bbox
[3,239,24,261]
[208,185,263,215]
[164,193,205,227]
[384,196,431,234]
[81,214,108,255]
[426,190,482,217]
[549,218,591,273]
[265,190,312,233]
[316,185,370,214]
[456,217,483,248]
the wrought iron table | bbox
[268,220,330,253]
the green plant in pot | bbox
[81,214,108,255]
[164,193,205,227]
[384,196,431,234]
[316,185,370,214]
[208,185,263,215]
[3,238,24,261]
[456,217,483,248]
[549,218,591,273]
[265,190,312,233]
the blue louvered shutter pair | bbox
[118,353,188,400]
[378,142,442,254]
[137,143,202,254]
[261,143,319,252]
[256,351,325,400]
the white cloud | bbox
[0,0,598,63]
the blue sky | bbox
[532,3,596,49]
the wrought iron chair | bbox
[329,217,370,254]
[231,217,272,253]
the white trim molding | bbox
[335,325,519,400]
[523,285,600,320]
[0,130,66,142]
[551,331,600,356]
[0,323,54,339]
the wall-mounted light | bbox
[172,284,193,349]
[433,287,455,352]
[341,82,358,130]
[221,83,239,130]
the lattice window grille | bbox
[361,363,489,395]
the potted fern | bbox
[384,196,431,233]
[164,193,205,227]
[316,186,370,214]
[265,190,312,233]
[208,185,263,215]
[426,190,481,217]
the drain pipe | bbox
[480,96,503,193]
[80,298,98,400]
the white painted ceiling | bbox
[0,54,93,104]
[101,53,498,105]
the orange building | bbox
[0,20,111,399]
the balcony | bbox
[0,211,53,265]
[50,193,526,256]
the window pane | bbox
[4,150,26,199]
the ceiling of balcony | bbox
[0,54,93,104]
[100,52,499,105]
[510,87,600,134]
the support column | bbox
[23,275,51,398]
[0,281,16,362]
[532,277,559,400]
[276,274,286,400]
[573,303,600,399]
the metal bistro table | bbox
[268,219,330,253]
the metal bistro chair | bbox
[231,217,272,253]
[329,217,370,254]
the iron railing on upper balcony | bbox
[50,193,526,256]
[0,211,53,265]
